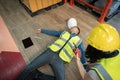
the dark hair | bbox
[76,27,80,35]
[85,45,119,63]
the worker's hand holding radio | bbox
[73,47,81,58]
[73,43,81,59]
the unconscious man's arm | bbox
[78,43,87,64]
[36,28,63,37]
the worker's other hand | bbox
[36,29,41,34]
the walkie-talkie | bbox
[73,43,81,58]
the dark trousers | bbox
[17,49,64,80]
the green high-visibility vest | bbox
[92,49,120,80]
[49,31,82,63]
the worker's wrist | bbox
[76,58,80,62]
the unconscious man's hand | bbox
[36,29,41,34]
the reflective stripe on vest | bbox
[93,64,112,80]
[76,39,82,47]
[49,31,81,63]
[49,31,70,52]
[56,37,75,49]
[53,42,72,59]
[92,49,120,80]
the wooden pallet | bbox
[19,0,64,17]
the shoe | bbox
[25,69,44,80]
[29,69,56,80]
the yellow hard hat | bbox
[119,38,120,48]
[86,23,120,51]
